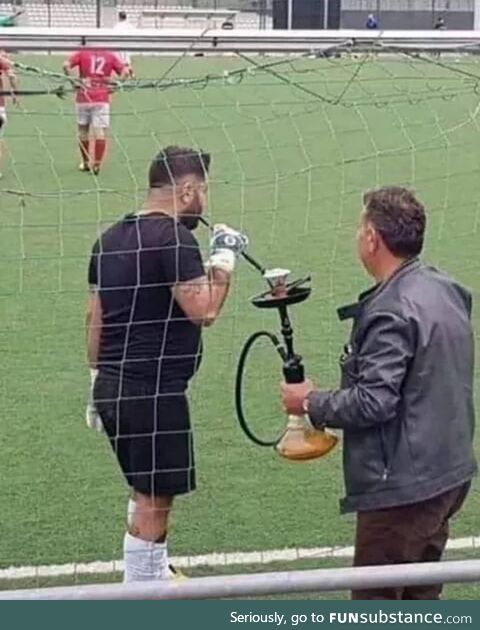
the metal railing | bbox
[1,560,480,600]
[3,26,480,52]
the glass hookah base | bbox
[275,415,338,461]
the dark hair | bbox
[149,146,211,188]
[118,11,127,20]
[363,186,426,258]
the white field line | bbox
[0,535,479,581]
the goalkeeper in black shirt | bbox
[86,146,247,582]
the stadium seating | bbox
[0,2,271,29]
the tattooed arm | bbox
[171,267,231,327]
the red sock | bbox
[94,139,107,168]
[79,138,89,165]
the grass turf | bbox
[0,54,479,587]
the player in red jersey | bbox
[63,45,128,175]
[0,51,18,179]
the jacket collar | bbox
[337,257,421,322]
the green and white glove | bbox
[207,224,249,274]
[85,368,104,433]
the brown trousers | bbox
[352,482,470,600]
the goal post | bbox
[1,28,479,599]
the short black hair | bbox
[149,146,211,188]
[118,11,127,20]
[363,186,426,258]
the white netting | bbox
[0,38,479,590]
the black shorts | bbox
[94,375,195,497]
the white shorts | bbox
[0,107,6,137]
[75,103,110,129]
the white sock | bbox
[123,532,169,583]
[127,498,136,529]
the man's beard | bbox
[179,196,202,231]
[179,213,200,231]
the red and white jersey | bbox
[0,54,12,108]
[66,49,125,104]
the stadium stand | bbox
[0,2,271,29]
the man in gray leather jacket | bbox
[282,186,477,600]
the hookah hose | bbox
[234,330,289,447]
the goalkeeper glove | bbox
[85,368,104,433]
[207,224,248,274]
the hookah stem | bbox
[278,303,295,359]
[278,303,305,384]
[200,216,267,275]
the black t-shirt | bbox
[88,212,205,387]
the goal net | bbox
[0,29,479,594]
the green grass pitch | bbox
[0,54,479,590]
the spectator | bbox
[113,11,135,78]
[281,187,477,600]
[365,13,378,30]
[116,10,129,28]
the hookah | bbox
[202,218,337,461]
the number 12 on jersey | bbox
[90,55,106,76]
